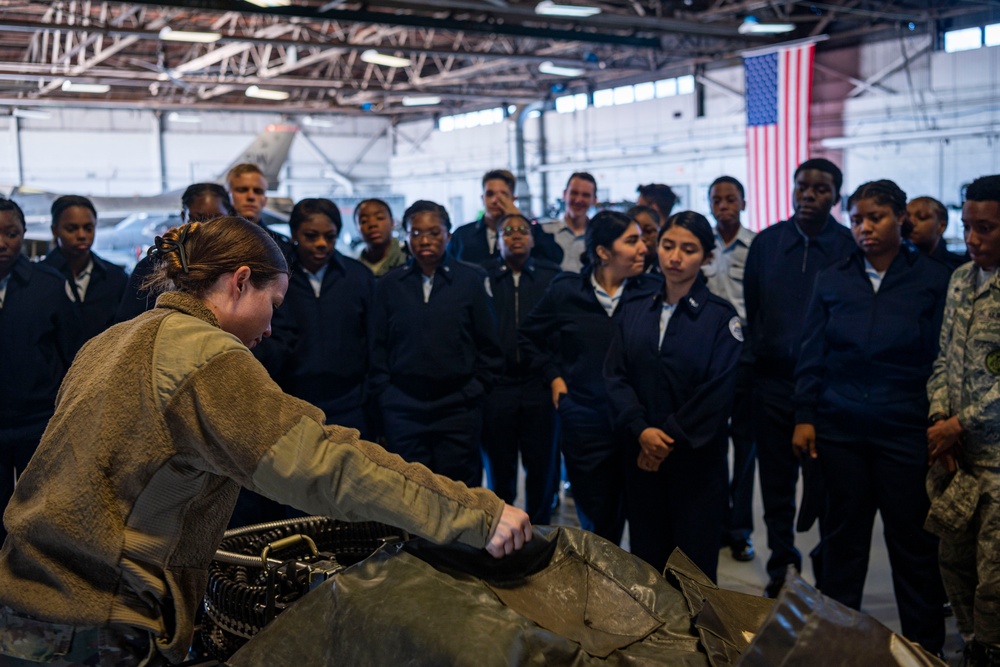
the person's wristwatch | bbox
[928,413,948,426]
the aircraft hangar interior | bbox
[1,1,1000,665]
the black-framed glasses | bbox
[501,225,531,237]
[408,228,444,239]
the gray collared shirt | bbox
[703,225,756,322]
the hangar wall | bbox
[389,34,1000,230]
[0,110,392,204]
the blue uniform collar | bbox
[401,253,456,283]
[9,253,33,284]
[44,246,111,277]
[656,275,710,316]
[492,255,535,276]
[778,214,844,256]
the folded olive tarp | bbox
[224,525,945,667]
[226,526,709,666]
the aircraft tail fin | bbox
[219,123,298,189]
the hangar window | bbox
[634,82,655,102]
[985,23,1000,47]
[593,89,615,108]
[677,75,696,95]
[439,116,455,132]
[944,27,982,53]
[655,78,678,97]
[613,85,635,105]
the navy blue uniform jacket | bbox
[604,278,741,452]
[448,218,564,267]
[256,251,374,417]
[793,243,950,434]
[42,247,127,342]
[0,256,81,431]
[743,215,856,380]
[370,256,503,405]
[487,256,562,381]
[518,268,662,408]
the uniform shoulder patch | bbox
[729,316,744,342]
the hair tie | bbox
[152,225,190,273]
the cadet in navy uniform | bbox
[483,212,562,524]
[605,212,741,580]
[116,183,235,322]
[519,210,660,543]
[742,158,857,597]
[792,180,948,655]
[258,198,375,437]
[42,195,127,341]
[370,200,503,487]
[447,169,563,267]
[907,195,968,272]
[0,199,81,543]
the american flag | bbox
[744,43,816,231]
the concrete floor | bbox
[540,463,967,665]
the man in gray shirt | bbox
[541,172,597,273]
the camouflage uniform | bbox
[927,262,1000,646]
[0,607,160,666]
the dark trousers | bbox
[625,442,729,581]
[754,381,824,582]
[481,380,557,524]
[557,394,624,544]
[818,433,945,654]
[381,387,483,488]
[725,383,756,544]
[0,424,47,545]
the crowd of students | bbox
[1,156,1000,664]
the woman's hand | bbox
[638,428,673,471]
[486,504,533,558]
[792,423,817,459]
[550,377,568,409]
[928,416,963,460]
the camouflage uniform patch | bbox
[0,608,160,667]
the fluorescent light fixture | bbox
[167,111,201,123]
[535,1,601,18]
[13,108,51,120]
[303,116,334,127]
[539,61,585,77]
[158,26,221,43]
[245,85,289,100]
[243,0,291,6]
[360,50,411,68]
[738,16,795,34]
[61,80,110,93]
[401,95,441,107]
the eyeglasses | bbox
[501,225,531,237]
[407,228,444,239]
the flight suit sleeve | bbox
[164,347,504,549]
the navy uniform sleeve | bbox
[531,224,564,265]
[603,317,648,439]
[792,271,830,425]
[662,307,742,449]
[464,272,503,401]
[254,295,297,379]
[741,236,762,367]
[368,277,392,397]
[518,279,562,385]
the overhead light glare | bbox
[360,50,412,68]
[60,80,110,93]
[158,26,222,43]
[167,111,202,123]
[245,85,289,100]
[13,108,51,120]
[539,61,585,77]
[243,0,291,7]
[303,116,335,127]
[535,1,601,18]
[401,95,442,107]
[738,16,795,34]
